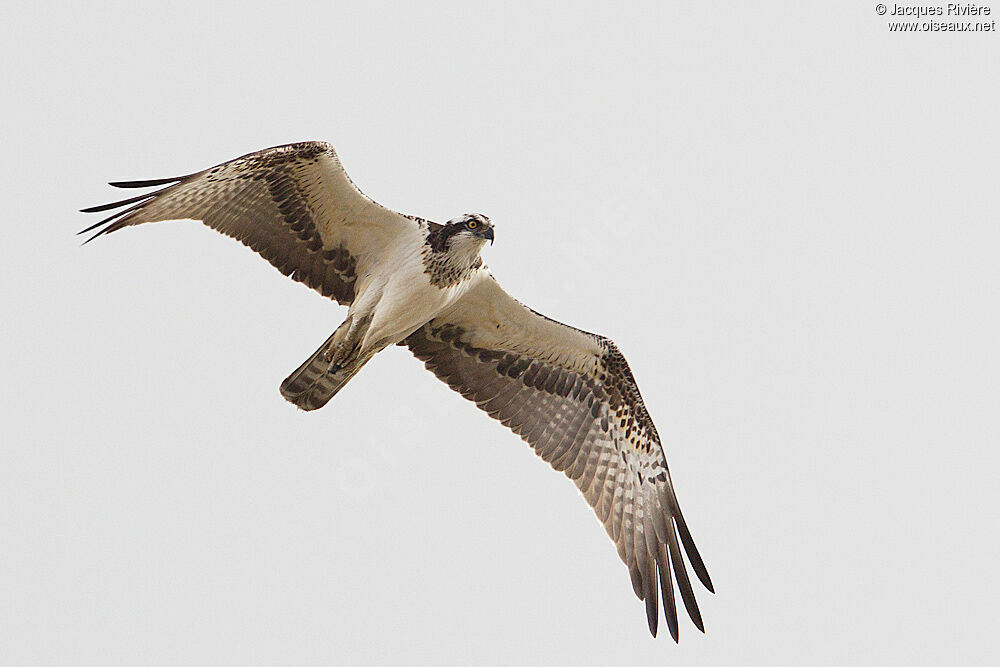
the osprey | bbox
[81,141,714,640]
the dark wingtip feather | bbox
[78,213,117,237]
[641,557,659,637]
[80,222,115,245]
[78,206,133,237]
[657,544,679,643]
[645,584,659,637]
[109,175,185,188]
[646,610,658,637]
[628,562,644,600]
[667,526,705,633]
[80,192,155,214]
[79,179,181,242]
[78,194,158,242]
[674,511,714,593]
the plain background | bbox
[2,2,997,665]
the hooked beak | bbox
[479,227,494,245]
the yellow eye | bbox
[467,220,478,230]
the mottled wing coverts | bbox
[80,141,417,305]
[403,277,713,640]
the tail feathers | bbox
[280,333,369,411]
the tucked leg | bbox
[321,313,373,373]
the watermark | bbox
[877,3,997,31]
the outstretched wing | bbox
[402,276,713,640]
[81,141,420,305]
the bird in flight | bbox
[81,141,714,640]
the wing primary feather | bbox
[657,542,679,643]
[628,561,644,600]
[667,522,704,633]
[78,198,156,243]
[79,191,158,214]
[643,552,659,637]
[673,507,715,593]
[79,181,184,239]
[109,175,188,188]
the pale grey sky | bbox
[2,2,998,665]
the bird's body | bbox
[278,218,491,409]
[82,141,713,640]
[352,216,490,351]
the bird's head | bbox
[424,214,494,274]
[444,213,494,248]
[423,213,494,281]
[429,213,494,262]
